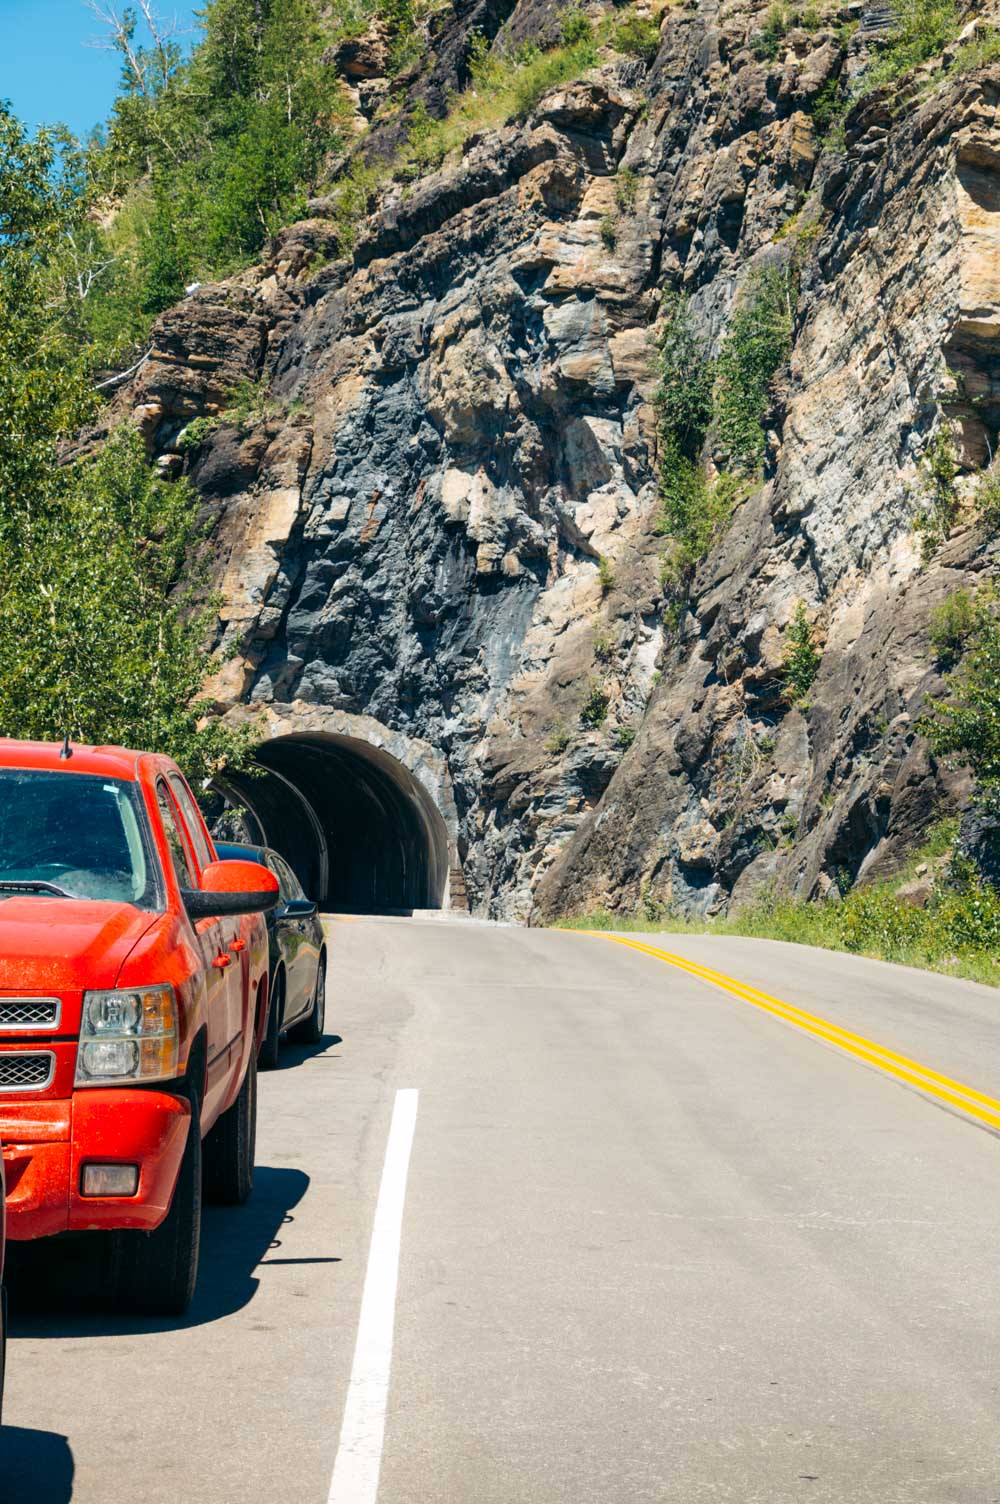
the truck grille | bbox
[0,1052,55,1091]
[0,998,60,1030]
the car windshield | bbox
[0,768,161,909]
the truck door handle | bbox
[229,938,246,952]
[213,953,232,969]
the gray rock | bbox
[110,4,1000,922]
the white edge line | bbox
[327,1087,419,1504]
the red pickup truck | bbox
[0,739,278,1314]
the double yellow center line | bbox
[593,933,1000,1135]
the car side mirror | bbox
[182,860,280,919]
[280,898,318,919]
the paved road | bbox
[4,917,1000,1503]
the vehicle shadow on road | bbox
[0,1427,74,1502]
[7,1165,313,1339]
[274,1030,342,1071]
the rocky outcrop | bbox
[119,0,1000,920]
[538,57,1000,919]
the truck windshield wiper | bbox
[0,879,74,898]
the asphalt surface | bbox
[4,916,1000,1503]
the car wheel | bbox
[259,970,283,1072]
[203,1046,257,1206]
[110,1098,202,1316]
[290,953,326,1045]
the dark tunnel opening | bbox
[216,734,451,912]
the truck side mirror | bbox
[182,860,279,919]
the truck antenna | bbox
[59,734,73,761]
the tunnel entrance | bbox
[216,734,452,912]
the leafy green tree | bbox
[65,0,353,360]
[0,111,94,503]
[0,104,253,783]
[138,187,191,314]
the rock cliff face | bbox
[120,0,1000,919]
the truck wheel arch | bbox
[183,1029,208,1118]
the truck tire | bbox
[258,970,283,1072]
[291,954,326,1046]
[110,1100,202,1316]
[203,1046,256,1206]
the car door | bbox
[154,781,239,1106]
[270,853,318,1024]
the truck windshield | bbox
[0,769,161,909]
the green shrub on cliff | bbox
[655,294,716,459]
[946,27,1000,77]
[753,3,795,59]
[862,0,960,89]
[654,269,795,596]
[782,602,821,705]
[560,8,594,46]
[612,13,661,61]
[580,680,611,728]
[974,463,1000,536]
[929,589,979,667]
[919,588,1000,813]
[654,295,716,587]
[387,27,601,200]
[654,293,715,551]
[912,430,959,561]
[509,34,600,118]
[714,265,795,473]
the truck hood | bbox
[0,897,159,996]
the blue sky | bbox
[1,0,202,139]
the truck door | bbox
[154,781,238,1117]
[167,774,247,1051]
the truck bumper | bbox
[1,1090,191,1241]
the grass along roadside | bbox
[552,823,1000,990]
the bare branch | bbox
[92,350,152,392]
[136,0,185,92]
[84,0,191,95]
[84,1,150,95]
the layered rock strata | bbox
[119,0,1000,919]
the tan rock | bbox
[426,328,517,446]
[955,145,1000,341]
[675,819,720,870]
[609,327,656,391]
[897,877,933,908]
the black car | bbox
[215,842,327,1069]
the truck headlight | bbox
[75,985,179,1086]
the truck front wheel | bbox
[203,1047,256,1206]
[110,1101,202,1316]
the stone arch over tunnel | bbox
[217,733,454,912]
